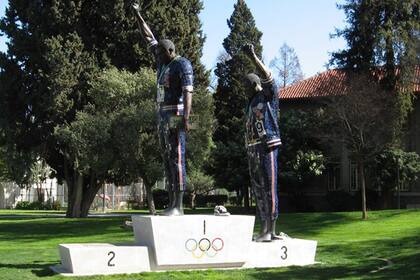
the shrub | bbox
[15,201,31,210]
[29,201,44,210]
[14,200,61,210]
[44,199,61,210]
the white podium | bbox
[244,238,318,268]
[132,215,255,270]
[52,214,317,276]
[51,244,150,276]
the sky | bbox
[0,0,347,78]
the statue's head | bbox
[244,73,263,96]
[156,39,176,64]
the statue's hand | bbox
[243,43,255,57]
[132,2,141,12]
[184,118,191,132]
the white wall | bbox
[0,179,64,209]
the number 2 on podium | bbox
[108,251,115,267]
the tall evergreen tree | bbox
[0,0,212,217]
[212,0,263,207]
[331,0,419,123]
[329,0,419,219]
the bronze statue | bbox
[243,44,282,242]
[132,3,194,216]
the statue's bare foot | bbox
[162,206,173,215]
[271,233,282,240]
[254,232,272,242]
[162,207,184,216]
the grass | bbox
[0,209,419,279]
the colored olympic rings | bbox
[184,237,225,258]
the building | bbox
[279,68,420,211]
[0,178,65,208]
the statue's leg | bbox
[163,127,186,216]
[255,146,280,242]
[161,118,176,214]
[271,219,281,240]
[248,145,272,242]
[267,148,280,240]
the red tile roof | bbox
[279,67,420,100]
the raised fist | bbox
[132,2,140,12]
[243,43,255,56]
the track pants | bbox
[247,144,279,221]
[158,111,187,192]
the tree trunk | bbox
[80,179,102,218]
[191,191,196,210]
[63,150,100,218]
[358,161,368,219]
[236,188,243,206]
[36,183,44,203]
[64,156,73,217]
[145,183,156,215]
[243,184,250,209]
[70,172,83,218]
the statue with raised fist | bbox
[132,2,194,216]
[242,43,282,242]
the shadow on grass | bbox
[1,209,418,244]
[275,209,420,237]
[247,250,420,280]
[0,262,56,277]
[0,217,128,242]
[142,234,420,279]
[0,211,419,279]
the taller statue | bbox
[132,3,194,216]
[243,44,282,242]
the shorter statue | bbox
[132,2,194,216]
[243,44,282,242]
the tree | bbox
[331,0,419,133]
[278,110,325,189]
[319,73,397,219]
[29,159,54,203]
[372,148,420,208]
[212,0,263,208]
[187,169,215,210]
[270,43,304,88]
[0,0,213,217]
[83,67,161,215]
[0,147,8,182]
[329,0,419,219]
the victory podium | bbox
[51,215,317,276]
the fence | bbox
[0,179,150,211]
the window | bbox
[349,163,359,191]
[327,164,340,191]
[399,181,410,192]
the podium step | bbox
[244,238,317,268]
[132,215,255,269]
[51,243,150,276]
[52,215,318,276]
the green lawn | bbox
[0,209,419,279]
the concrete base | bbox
[132,215,255,270]
[53,215,318,276]
[244,238,318,268]
[53,243,150,276]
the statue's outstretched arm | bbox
[132,3,158,49]
[243,44,273,82]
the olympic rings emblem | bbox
[185,237,224,258]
